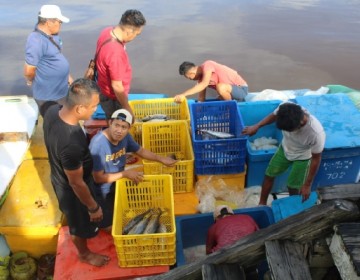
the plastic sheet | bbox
[195,177,273,213]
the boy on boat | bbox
[206,205,259,254]
[242,102,326,205]
[89,109,177,229]
[174,60,248,103]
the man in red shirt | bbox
[174,60,248,103]
[95,9,146,120]
[206,205,259,254]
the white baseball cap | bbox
[213,205,234,220]
[39,5,70,23]
[111,109,133,125]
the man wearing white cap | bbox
[206,205,259,254]
[24,5,73,117]
[89,109,177,229]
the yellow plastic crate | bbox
[112,175,176,267]
[0,159,63,258]
[196,166,247,192]
[129,98,190,145]
[142,121,194,193]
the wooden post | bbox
[265,240,312,280]
[329,223,360,280]
[149,200,360,280]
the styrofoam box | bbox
[238,100,289,192]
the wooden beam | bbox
[202,263,246,280]
[329,223,360,280]
[317,184,360,201]
[149,200,360,280]
[265,240,311,280]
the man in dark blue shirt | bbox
[89,109,177,229]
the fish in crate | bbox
[112,175,176,267]
[123,208,169,235]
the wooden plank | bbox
[202,263,246,280]
[0,132,28,143]
[317,184,360,201]
[265,240,312,280]
[334,223,360,275]
[149,200,360,280]
[329,225,360,280]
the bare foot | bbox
[79,252,110,267]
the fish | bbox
[127,210,154,235]
[122,209,152,235]
[198,129,235,139]
[143,208,163,234]
[156,223,167,233]
[141,114,170,122]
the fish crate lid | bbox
[296,93,360,149]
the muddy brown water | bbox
[1,0,359,98]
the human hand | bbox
[123,170,144,184]
[174,94,185,103]
[162,156,178,167]
[242,125,258,136]
[299,184,311,202]
[89,206,103,223]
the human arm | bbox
[136,147,178,166]
[23,63,36,86]
[299,152,322,202]
[174,69,212,103]
[64,167,103,222]
[68,74,74,85]
[242,113,277,136]
[92,168,144,185]
[111,80,134,122]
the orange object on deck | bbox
[173,191,199,216]
[54,226,169,280]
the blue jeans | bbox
[231,85,248,101]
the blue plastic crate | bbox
[175,206,274,267]
[91,93,169,119]
[296,94,360,189]
[238,100,289,192]
[190,101,247,174]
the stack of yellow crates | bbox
[129,98,190,145]
[142,120,194,193]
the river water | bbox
[1,0,359,98]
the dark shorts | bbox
[265,145,311,189]
[53,179,100,239]
[100,94,122,119]
[231,85,248,101]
